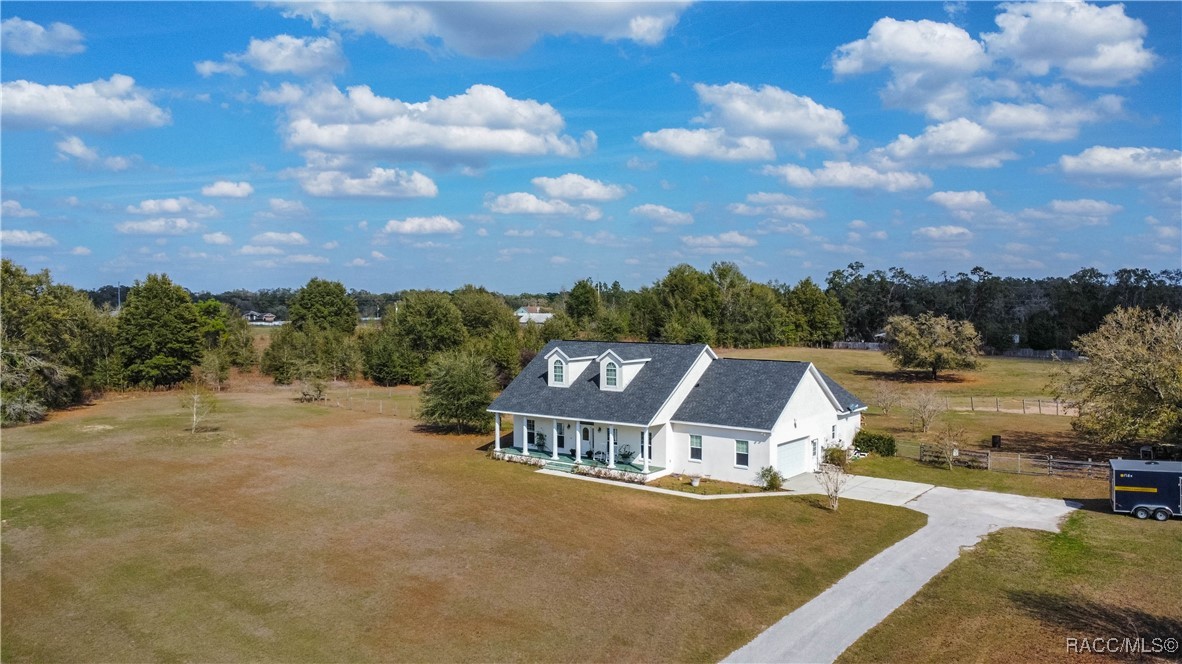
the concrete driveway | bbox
[723,479,1077,664]
[781,472,934,506]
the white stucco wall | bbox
[667,422,771,485]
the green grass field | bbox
[1,387,925,662]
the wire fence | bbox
[943,396,1077,416]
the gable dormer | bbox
[596,349,650,392]
[544,347,594,388]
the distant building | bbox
[515,305,554,326]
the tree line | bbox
[9,258,1181,431]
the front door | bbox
[581,424,594,459]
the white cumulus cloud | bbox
[487,192,601,221]
[831,17,987,119]
[728,192,823,221]
[262,82,592,166]
[2,200,39,218]
[197,34,346,78]
[681,231,757,249]
[764,161,932,191]
[630,203,693,226]
[127,197,219,218]
[532,173,626,201]
[2,17,85,56]
[1,75,169,131]
[879,118,1016,169]
[639,128,774,161]
[1060,146,1182,181]
[203,232,233,245]
[202,180,254,198]
[277,2,688,58]
[252,231,308,245]
[692,82,855,152]
[913,225,973,241]
[927,190,991,210]
[1,229,57,247]
[382,216,463,234]
[982,1,1156,86]
[55,135,134,171]
[115,218,202,235]
[290,164,438,198]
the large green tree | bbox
[117,274,202,387]
[884,313,981,379]
[788,278,845,344]
[1,260,118,423]
[565,279,600,326]
[452,284,517,336]
[362,291,466,385]
[288,278,358,334]
[1054,306,1182,447]
[417,350,497,433]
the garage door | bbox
[777,438,811,478]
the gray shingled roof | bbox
[489,340,709,425]
[672,359,866,431]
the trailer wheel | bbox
[1153,509,1172,521]
[1133,506,1151,519]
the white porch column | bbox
[608,426,616,469]
[523,419,529,456]
[551,419,559,460]
[494,414,501,452]
[643,426,650,473]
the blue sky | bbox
[2,1,1179,294]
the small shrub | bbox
[823,445,849,470]
[853,430,897,457]
[755,466,785,491]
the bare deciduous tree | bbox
[909,388,947,433]
[179,382,217,433]
[817,463,849,511]
[869,379,904,416]
[937,424,967,470]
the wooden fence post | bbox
[1022,399,1026,414]
[1038,399,1042,414]
[971,396,975,411]
[995,398,1000,412]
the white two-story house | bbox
[488,340,866,486]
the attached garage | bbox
[777,438,812,478]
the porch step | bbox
[543,461,575,473]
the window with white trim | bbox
[553,359,564,385]
[735,440,749,467]
[605,361,618,387]
[689,435,702,461]
[556,423,565,449]
[526,419,536,446]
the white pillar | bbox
[608,426,616,469]
[523,418,529,456]
[494,414,501,452]
[643,426,651,473]
[551,419,559,460]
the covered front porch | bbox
[491,413,665,478]
[496,445,665,476]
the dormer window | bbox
[553,359,565,385]
[605,362,618,387]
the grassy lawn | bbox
[2,387,925,662]
[850,456,1109,501]
[721,346,1062,398]
[839,508,1182,663]
[647,474,762,495]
